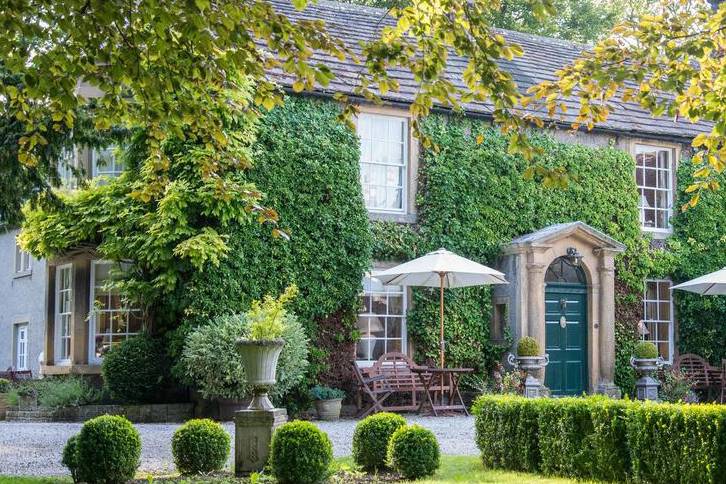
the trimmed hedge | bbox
[473,395,726,483]
[352,412,407,471]
[102,334,168,403]
[76,415,141,484]
[387,424,440,480]
[270,420,333,484]
[171,419,230,475]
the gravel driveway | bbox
[0,416,476,476]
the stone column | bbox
[526,262,546,379]
[234,408,287,476]
[596,250,620,397]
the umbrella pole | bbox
[439,272,445,368]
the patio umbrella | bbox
[373,248,508,367]
[672,267,726,296]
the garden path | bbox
[0,415,476,476]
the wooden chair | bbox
[674,354,711,391]
[352,361,393,418]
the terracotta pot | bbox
[314,398,343,421]
[236,338,285,410]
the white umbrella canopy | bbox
[372,248,508,367]
[672,267,726,296]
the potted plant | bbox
[310,385,345,421]
[0,378,10,420]
[507,336,549,398]
[16,384,37,408]
[630,341,664,400]
[236,285,298,410]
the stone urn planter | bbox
[314,398,343,421]
[509,337,549,398]
[236,338,285,411]
[630,341,664,401]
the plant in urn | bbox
[508,336,549,398]
[236,285,298,410]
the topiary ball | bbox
[172,419,230,475]
[352,412,407,471]
[61,434,80,483]
[76,415,141,483]
[101,334,168,403]
[270,420,332,484]
[387,424,440,480]
[634,341,659,359]
[517,336,540,357]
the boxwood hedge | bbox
[473,394,726,483]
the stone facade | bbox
[0,229,47,377]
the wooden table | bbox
[412,367,473,416]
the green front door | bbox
[545,284,588,396]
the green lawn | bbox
[0,456,591,483]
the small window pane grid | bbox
[56,265,73,362]
[91,262,142,360]
[358,114,408,212]
[635,145,673,231]
[356,275,407,363]
[642,279,673,362]
[15,324,28,371]
[14,243,31,273]
[58,148,79,189]
[92,147,124,179]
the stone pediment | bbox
[504,222,626,254]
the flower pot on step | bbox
[314,398,343,421]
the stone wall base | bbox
[6,403,194,423]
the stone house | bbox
[0,0,713,396]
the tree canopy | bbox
[531,0,725,208]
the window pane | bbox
[386,318,402,338]
[358,114,408,211]
[357,274,407,362]
[388,295,403,315]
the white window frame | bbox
[357,113,409,214]
[642,279,675,363]
[635,144,675,234]
[14,242,32,275]
[91,146,124,179]
[356,272,408,367]
[88,261,142,364]
[55,264,73,364]
[15,323,29,371]
[58,147,80,189]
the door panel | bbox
[545,284,587,395]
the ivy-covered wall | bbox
[176,97,373,389]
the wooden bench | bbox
[0,368,32,382]
[674,353,723,401]
[355,352,449,414]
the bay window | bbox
[89,261,142,361]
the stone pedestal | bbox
[596,381,622,399]
[523,375,544,398]
[234,408,287,476]
[635,376,660,401]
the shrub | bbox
[270,420,332,484]
[387,424,440,480]
[246,285,298,340]
[76,415,141,483]
[36,376,100,408]
[61,435,81,483]
[352,412,407,471]
[659,368,697,403]
[516,337,540,357]
[626,402,726,484]
[472,394,543,472]
[633,341,658,359]
[180,311,308,402]
[309,385,345,400]
[172,419,230,475]
[0,378,10,393]
[474,395,726,484]
[102,334,168,403]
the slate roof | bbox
[268,0,711,141]
[509,221,626,251]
